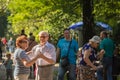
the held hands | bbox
[100,49,105,54]
[35,50,45,59]
[91,65,103,71]
[97,49,105,59]
[36,53,43,58]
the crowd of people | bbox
[0,29,120,80]
[0,37,15,60]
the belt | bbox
[38,64,53,67]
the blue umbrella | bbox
[69,21,112,30]
[96,22,112,30]
[69,22,83,29]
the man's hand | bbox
[100,49,105,54]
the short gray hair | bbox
[89,36,101,43]
[38,31,49,36]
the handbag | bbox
[61,56,69,67]
[61,40,72,67]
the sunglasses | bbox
[21,40,28,43]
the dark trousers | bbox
[0,49,2,60]
[103,57,113,80]
[58,64,76,80]
[112,55,120,80]
[6,69,13,80]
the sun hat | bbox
[89,36,101,43]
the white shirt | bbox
[28,42,56,66]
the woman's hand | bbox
[91,65,97,70]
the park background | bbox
[0,0,120,80]
[0,0,120,46]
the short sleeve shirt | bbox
[57,38,79,64]
[100,38,115,57]
[29,42,56,66]
[14,48,30,76]
[80,43,97,66]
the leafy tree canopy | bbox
[2,0,119,44]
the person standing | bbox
[4,53,13,80]
[26,32,38,79]
[0,37,3,60]
[7,37,15,53]
[13,35,42,80]
[1,37,7,52]
[29,31,56,80]
[57,28,79,80]
[26,32,38,52]
[97,31,115,80]
[20,29,27,37]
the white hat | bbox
[89,36,101,43]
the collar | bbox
[39,42,49,47]
[64,38,72,41]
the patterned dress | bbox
[77,43,97,80]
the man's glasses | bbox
[96,43,99,45]
[40,36,47,38]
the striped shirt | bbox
[14,48,30,76]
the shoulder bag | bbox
[61,40,72,67]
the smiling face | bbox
[20,40,28,50]
[39,31,49,45]
[16,35,28,50]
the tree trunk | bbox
[82,0,95,44]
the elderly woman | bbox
[77,36,103,80]
[13,35,42,80]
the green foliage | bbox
[0,0,119,45]
[93,0,120,44]
[94,1,120,26]
[0,0,9,37]
[7,0,49,37]
[7,0,82,45]
[45,10,81,45]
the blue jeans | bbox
[57,63,76,80]
[97,67,103,80]
[97,57,113,80]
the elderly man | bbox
[29,31,56,80]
